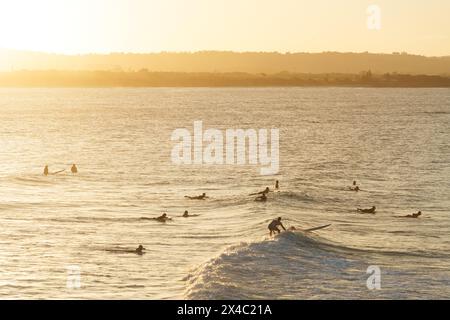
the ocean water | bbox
[0,87,449,299]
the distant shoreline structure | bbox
[1,70,449,88]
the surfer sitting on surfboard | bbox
[135,245,145,255]
[348,180,360,191]
[185,193,208,200]
[71,164,78,174]
[268,217,286,236]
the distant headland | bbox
[0,50,449,87]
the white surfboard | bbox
[302,224,331,232]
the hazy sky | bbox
[0,0,449,56]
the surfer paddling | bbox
[185,193,208,200]
[106,245,146,255]
[154,213,172,222]
[181,210,199,217]
[268,217,286,236]
[259,187,270,195]
[141,213,172,222]
[403,211,422,218]
[250,187,270,196]
[182,210,200,217]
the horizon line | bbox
[1,47,450,58]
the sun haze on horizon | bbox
[0,0,449,56]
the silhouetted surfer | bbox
[275,180,279,190]
[135,245,145,255]
[181,210,199,217]
[154,213,172,222]
[250,187,270,196]
[71,164,78,174]
[106,245,146,255]
[404,211,422,218]
[142,213,172,222]
[268,217,286,236]
[43,165,49,176]
[260,187,270,194]
[185,193,208,200]
[349,180,360,191]
[357,206,376,214]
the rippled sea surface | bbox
[0,88,449,299]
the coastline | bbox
[1,71,449,88]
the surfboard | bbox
[302,224,331,232]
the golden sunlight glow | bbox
[0,0,449,55]
[0,0,175,54]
